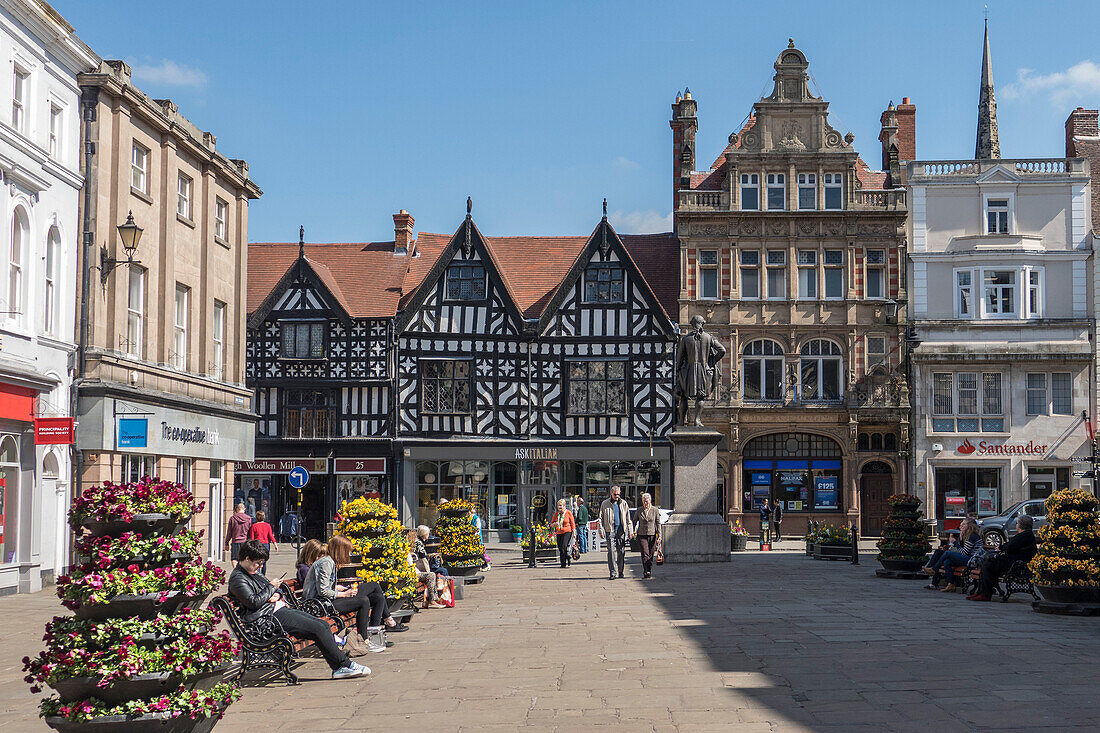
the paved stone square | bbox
[1,545,1098,731]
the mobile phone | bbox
[277,572,287,580]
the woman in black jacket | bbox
[968,515,1037,601]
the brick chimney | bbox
[1065,107,1099,156]
[895,97,916,161]
[393,210,414,256]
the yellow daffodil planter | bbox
[1030,489,1100,613]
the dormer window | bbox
[445,261,486,301]
[583,264,624,304]
[280,321,325,359]
[986,198,1010,234]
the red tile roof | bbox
[855,156,888,190]
[251,227,680,325]
[247,241,409,318]
[689,163,726,191]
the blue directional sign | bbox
[288,465,310,489]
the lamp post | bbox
[100,211,143,282]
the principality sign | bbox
[35,417,74,445]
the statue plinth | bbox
[662,426,730,563]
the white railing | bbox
[678,190,722,209]
[913,158,1080,178]
[855,189,907,208]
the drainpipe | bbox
[71,85,98,506]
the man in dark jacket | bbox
[772,501,784,540]
[968,515,1037,601]
[228,540,370,679]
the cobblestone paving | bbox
[1,544,1098,731]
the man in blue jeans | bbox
[574,497,590,554]
[598,485,633,580]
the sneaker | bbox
[389,623,410,632]
[923,584,937,590]
[609,575,617,580]
[618,573,624,579]
[332,662,371,679]
[482,563,492,571]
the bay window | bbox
[954,266,1043,319]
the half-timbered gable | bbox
[395,215,678,441]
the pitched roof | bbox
[247,241,409,318]
[855,155,888,189]
[621,233,679,319]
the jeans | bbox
[556,532,572,568]
[274,607,351,671]
[637,534,656,575]
[925,547,948,568]
[331,581,389,636]
[606,533,626,577]
[577,524,589,553]
[931,550,971,580]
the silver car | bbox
[977,499,1046,549]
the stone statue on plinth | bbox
[663,315,730,563]
[675,315,726,427]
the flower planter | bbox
[1035,584,1100,605]
[51,664,230,705]
[82,514,181,539]
[814,544,852,561]
[73,591,209,621]
[46,709,224,733]
[75,551,192,569]
[443,552,483,576]
[877,557,925,573]
[731,535,748,552]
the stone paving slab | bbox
[0,546,1098,731]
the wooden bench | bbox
[965,559,1038,601]
[284,578,415,627]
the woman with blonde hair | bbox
[924,517,983,592]
[406,528,446,609]
[304,535,395,652]
[295,539,326,586]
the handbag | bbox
[654,535,664,565]
[436,576,456,608]
[570,536,580,561]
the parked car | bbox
[977,499,1047,549]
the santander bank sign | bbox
[956,438,1048,456]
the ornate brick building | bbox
[673,41,910,536]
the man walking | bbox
[574,497,590,554]
[599,485,633,580]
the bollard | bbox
[850,522,859,565]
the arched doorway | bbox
[859,460,894,537]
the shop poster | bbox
[814,476,838,509]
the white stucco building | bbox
[0,1,96,593]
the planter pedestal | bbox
[731,535,747,552]
[661,427,730,563]
[813,544,852,561]
[875,558,927,579]
[1032,585,1100,615]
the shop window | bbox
[936,466,1001,521]
[175,459,192,493]
[698,250,719,299]
[742,433,842,513]
[280,321,325,359]
[799,339,842,401]
[446,261,487,301]
[282,389,336,438]
[420,359,472,415]
[0,435,18,563]
[740,250,760,299]
[121,455,156,483]
[582,264,624,304]
[742,339,784,402]
[568,360,626,415]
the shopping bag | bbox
[654,536,664,565]
[570,536,580,561]
[436,576,456,607]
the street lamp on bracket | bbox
[100,210,143,283]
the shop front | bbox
[76,394,256,561]
[402,442,671,542]
[238,449,393,545]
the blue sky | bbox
[58,1,1100,241]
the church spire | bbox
[975,20,1001,159]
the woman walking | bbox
[550,498,576,568]
[634,493,660,579]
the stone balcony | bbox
[676,188,906,212]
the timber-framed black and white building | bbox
[245,209,680,540]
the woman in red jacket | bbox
[248,511,278,575]
[550,499,576,569]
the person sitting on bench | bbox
[968,515,1037,602]
[924,518,983,592]
[304,535,396,652]
[228,540,370,680]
